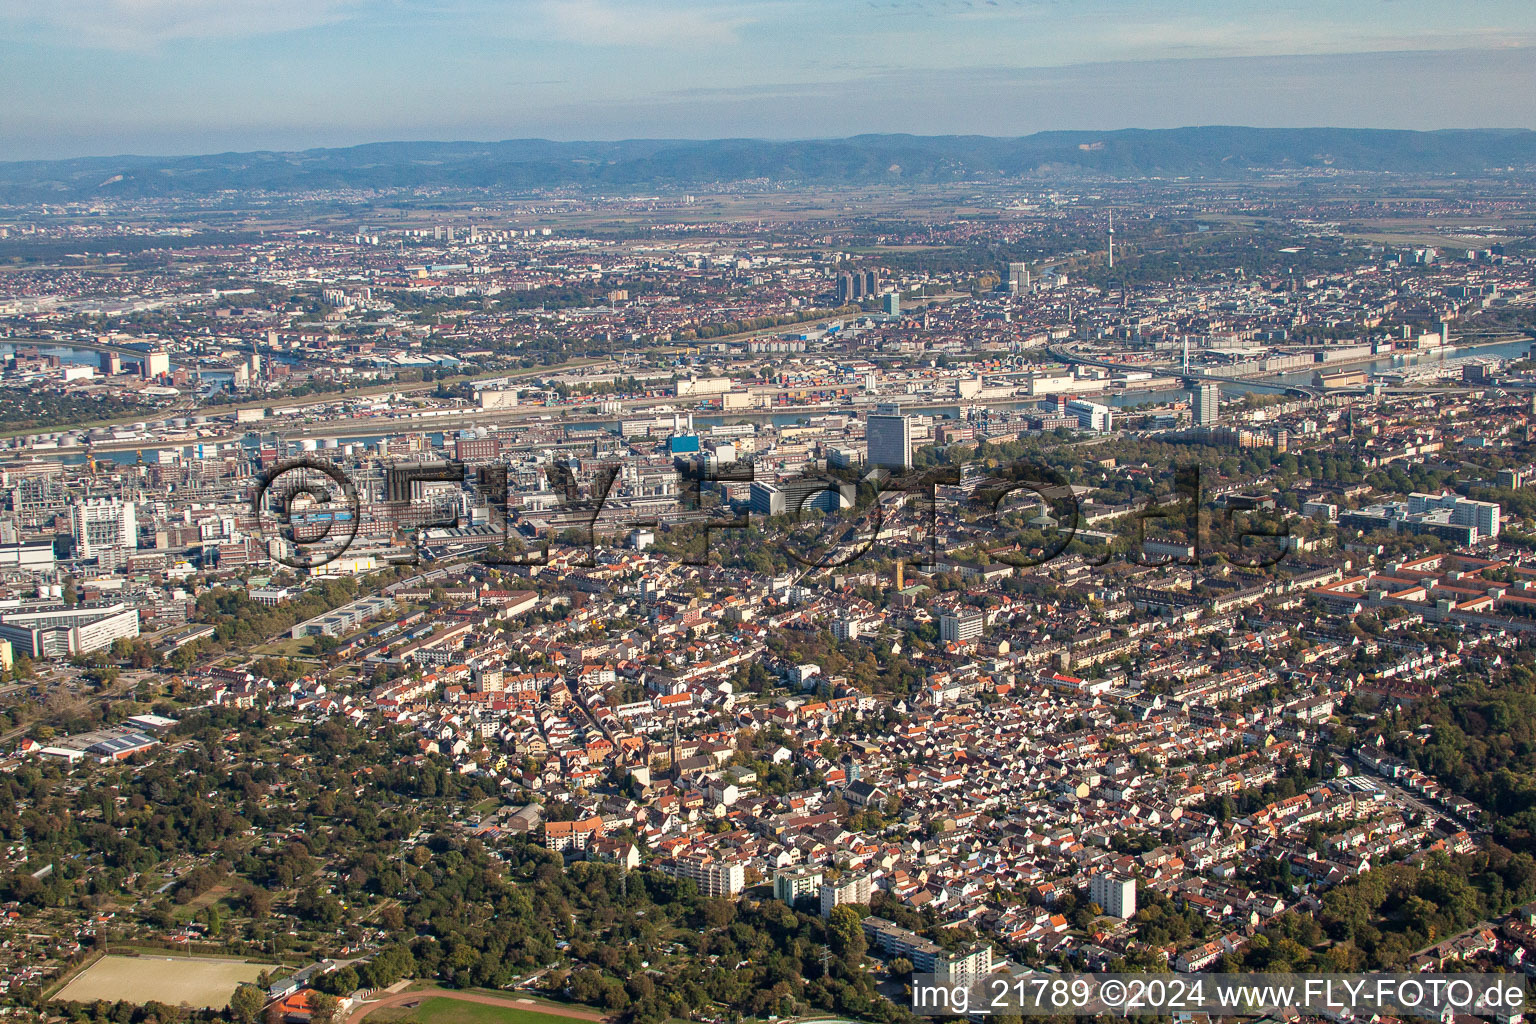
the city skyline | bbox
[3,115,1536,1017]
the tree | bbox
[826,904,866,960]
[230,984,265,1024]
[203,902,223,937]
[309,991,341,1024]
[167,644,200,672]
[244,886,273,920]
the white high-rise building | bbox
[1190,383,1220,425]
[1007,262,1031,295]
[670,852,745,897]
[1066,399,1113,432]
[1407,492,1501,540]
[0,603,139,659]
[820,872,873,917]
[867,403,913,471]
[864,917,993,985]
[1090,872,1137,919]
[71,498,137,561]
[140,349,170,378]
[939,610,984,643]
[774,866,824,905]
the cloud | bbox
[532,0,757,47]
[1080,17,1536,62]
[0,0,771,52]
[0,0,368,49]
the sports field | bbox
[54,955,274,1008]
[364,995,605,1024]
[400,1000,592,1024]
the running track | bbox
[346,990,609,1024]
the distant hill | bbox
[5,128,1535,202]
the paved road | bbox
[1344,751,1479,835]
[346,989,609,1024]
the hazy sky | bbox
[2,0,1534,159]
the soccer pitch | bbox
[54,955,275,1009]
